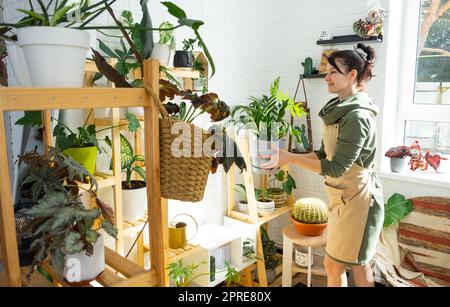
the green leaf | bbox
[15,111,42,127]
[125,112,141,132]
[105,135,112,147]
[64,232,84,254]
[50,3,76,26]
[85,230,99,244]
[16,9,46,23]
[25,192,67,217]
[101,220,118,239]
[194,29,215,78]
[120,133,134,169]
[97,39,117,58]
[139,0,153,59]
[179,18,204,29]
[133,166,146,182]
[274,170,285,181]
[384,193,413,227]
[161,1,187,19]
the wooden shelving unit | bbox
[317,34,383,45]
[0,59,168,287]
[226,130,295,287]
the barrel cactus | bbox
[292,198,328,224]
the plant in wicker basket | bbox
[291,198,328,236]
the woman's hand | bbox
[260,145,293,171]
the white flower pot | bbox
[122,182,147,222]
[151,43,173,66]
[249,135,286,174]
[295,247,313,268]
[295,141,308,153]
[257,199,275,216]
[237,201,248,213]
[6,27,90,87]
[390,158,406,173]
[63,234,105,284]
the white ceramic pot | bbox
[63,234,105,284]
[151,43,173,66]
[295,141,308,153]
[6,27,90,87]
[237,201,248,213]
[390,158,406,173]
[295,247,313,268]
[122,182,147,222]
[249,135,286,174]
[257,199,275,216]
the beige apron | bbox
[323,123,383,265]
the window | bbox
[399,0,450,155]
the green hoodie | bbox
[314,92,379,178]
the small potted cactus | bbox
[291,198,328,236]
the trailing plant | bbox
[260,227,281,271]
[231,77,307,141]
[383,193,413,228]
[167,259,240,287]
[89,1,216,89]
[105,134,146,189]
[292,198,328,224]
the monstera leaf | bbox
[384,193,413,227]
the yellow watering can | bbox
[168,214,198,249]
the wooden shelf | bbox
[79,172,117,190]
[36,247,157,287]
[161,66,200,79]
[0,88,151,111]
[301,74,326,79]
[317,34,383,45]
[95,116,145,130]
[291,254,327,277]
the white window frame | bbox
[396,0,450,144]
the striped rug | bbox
[398,197,450,286]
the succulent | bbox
[292,198,328,224]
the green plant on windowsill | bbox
[167,259,240,287]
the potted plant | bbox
[174,38,196,68]
[242,239,256,261]
[231,77,307,174]
[17,148,118,284]
[106,134,147,222]
[255,188,275,216]
[293,124,309,153]
[167,259,240,287]
[233,184,275,216]
[52,110,139,175]
[1,0,115,87]
[384,145,411,173]
[291,198,328,236]
[192,57,207,94]
[268,170,296,208]
[151,21,176,66]
[260,227,281,284]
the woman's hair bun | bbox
[356,43,376,64]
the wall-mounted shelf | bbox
[301,74,326,79]
[317,34,383,45]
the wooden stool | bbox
[282,224,327,287]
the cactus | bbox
[292,198,328,224]
[301,57,314,75]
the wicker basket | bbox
[145,85,213,202]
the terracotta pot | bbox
[290,216,327,237]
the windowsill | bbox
[378,169,450,189]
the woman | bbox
[263,43,384,287]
